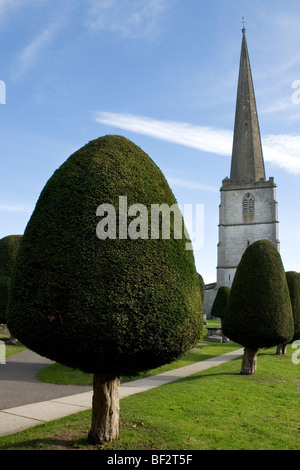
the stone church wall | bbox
[203,283,217,318]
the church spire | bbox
[230,28,266,183]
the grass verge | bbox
[0,344,299,450]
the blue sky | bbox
[1,0,300,284]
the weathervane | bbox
[242,16,246,33]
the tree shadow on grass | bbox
[0,435,83,451]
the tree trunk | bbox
[8,334,17,345]
[88,374,120,445]
[276,343,287,355]
[240,347,258,375]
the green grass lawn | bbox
[0,343,299,450]
[0,335,26,357]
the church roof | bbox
[230,29,266,183]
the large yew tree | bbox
[7,135,202,444]
[222,239,294,374]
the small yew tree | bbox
[211,285,230,343]
[211,286,230,320]
[222,239,294,374]
[277,271,300,354]
[0,235,22,344]
[7,135,202,444]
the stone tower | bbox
[216,28,279,289]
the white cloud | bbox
[12,20,60,80]
[86,0,170,38]
[95,111,233,156]
[262,134,300,174]
[95,111,300,175]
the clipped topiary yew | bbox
[0,235,22,343]
[211,285,230,320]
[7,135,202,444]
[211,285,231,343]
[277,271,300,354]
[222,239,294,374]
[286,271,300,342]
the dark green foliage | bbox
[7,135,202,377]
[211,285,230,319]
[198,273,204,301]
[285,271,300,341]
[0,235,22,323]
[222,239,294,349]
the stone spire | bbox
[230,28,266,183]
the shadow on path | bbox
[0,349,92,410]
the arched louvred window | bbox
[243,193,255,217]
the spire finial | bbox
[242,16,246,33]
[230,15,266,184]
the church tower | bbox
[216,28,279,289]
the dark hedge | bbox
[222,239,294,349]
[285,271,300,342]
[198,273,204,301]
[211,285,230,320]
[7,135,202,376]
[0,235,22,324]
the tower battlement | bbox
[221,176,276,191]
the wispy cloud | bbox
[86,0,171,39]
[12,20,60,80]
[95,111,233,156]
[262,134,300,174]
[95,111,300,175]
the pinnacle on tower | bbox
[230,29,266,183]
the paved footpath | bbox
[0,347,244,438]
